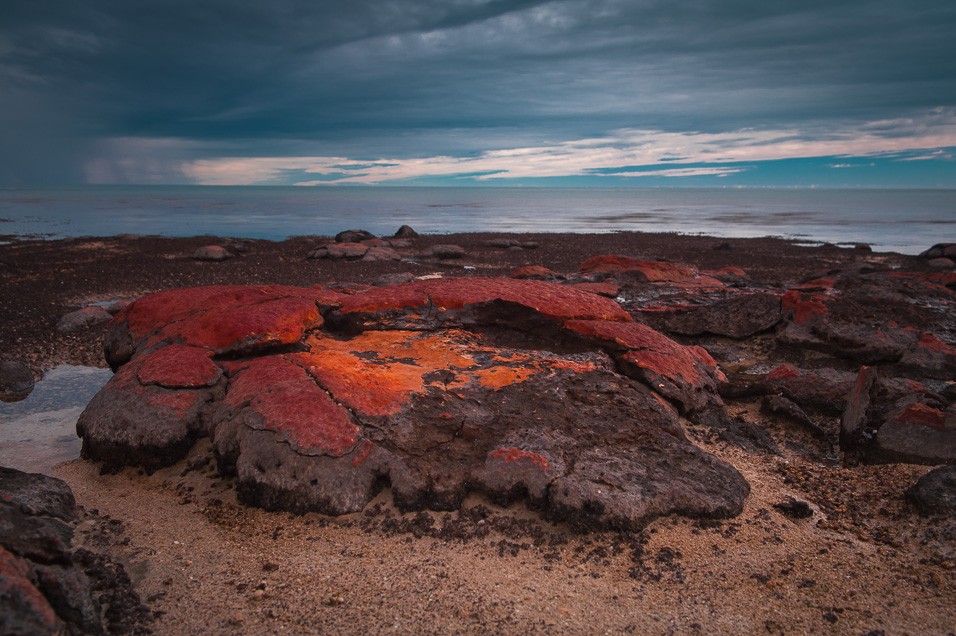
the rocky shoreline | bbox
[1,230,954,634]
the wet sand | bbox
[2,232,954,634]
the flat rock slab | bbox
[78,277,748,530]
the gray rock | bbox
[0,360,34,402]
[426,244,466,259]
[56,307,112,333]
[192,245,232,261]
[906,465,956,515]
[484,238,520,248]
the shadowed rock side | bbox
[78,278,749,530]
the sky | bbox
[1,0,955,188]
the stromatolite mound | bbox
[78,278,748,530]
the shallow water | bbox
[0,365,112,474]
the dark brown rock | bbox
[335,229,376,243]
[0,360,34,402]
[873,401,956,465]
[649,292,782,339]
[840,366,878,451]
[906,465,956,515]
[393,225,419,239]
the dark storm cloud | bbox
[1,0,954,184]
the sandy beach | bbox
[2,231,954,634]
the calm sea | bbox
[1,186,953,254]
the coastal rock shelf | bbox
[75,253,956,529]
[77,278,748,530]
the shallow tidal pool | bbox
[0,365,112,474]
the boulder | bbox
[906,465,956,515]
[192,245,232,261]
[873,401,956,465]
[77,278,749,530]
[919,243,956,259]
[0,360,34,402]
[764,365,858,416]
[840,366,878,451]
[0,467,148,634]
[55,307,112,333]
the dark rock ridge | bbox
[0,466,150,635]
[578,254,955,467]
[78,277,748,530]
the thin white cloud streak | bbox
[170,110,956,185]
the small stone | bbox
[426,244,466,259]
[510,265,557,279]
[335,229,375,243]
[193,245,232,261]
[773,498,813,519]
[56,307,112,333]
[0,360,34,402]
[484,238,519,248]
[374,272,416,287]
[520,241,539,249]
[327,243,368,260]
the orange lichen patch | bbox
[471,356,599,391]
[136,345,220,388]
[510,265,558,279]
[567,282,621,298]
[294,330,603,417]
[225,357,359,456]
[338,278,630,323]
[489,447,549,471]
[351,439,377,467]
[294,331,477,416]
[157,296,323,353]
[563,319,720,385]
[781,290,827,325]
[119,285,341,340]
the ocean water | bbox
[1,186,953,254]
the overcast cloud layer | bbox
[2,0,955,186]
